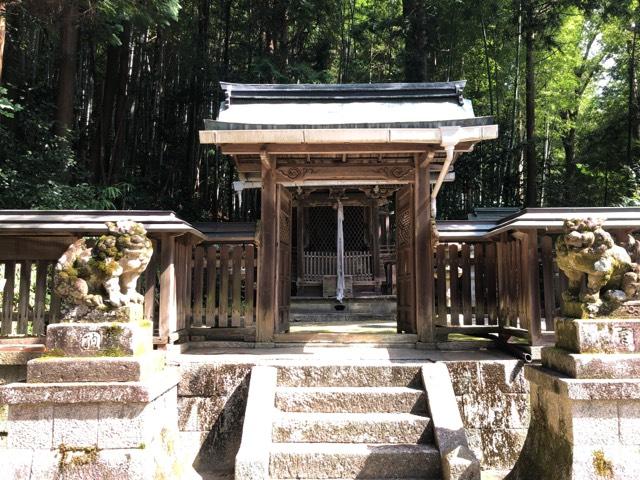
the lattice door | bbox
[396,185,416,333]
[276,186,292,333]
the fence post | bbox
[158,234,177,349]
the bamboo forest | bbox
[0,0,639,221]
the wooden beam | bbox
[158,234,177,350]
[414,150,436,343]
[256,154,277,342]
[296,206,305,287]
[259,149,271,170]
[221,143,451,155]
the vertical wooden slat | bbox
[33,261,48,336]
[17,261,31,334]
[205,245,217,327]
[174,244,184,331]
[541,235,556,331]
[245,244,255,325]
[461,244,472,325]
[474,243,486,325]
[192,246,205,327]
[232,245,242,326]
[436,244,447,324]
[219,244,230,327]
[159,235,177,348]
[448,244,460,326]
[1,261,15,335]
[524,231,542,344]
[144,244,157,326]
[184,244,193,329]
[486,243,497,324]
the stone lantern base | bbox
[507,317,640,480]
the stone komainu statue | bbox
[556,218,640,317]
[54,221,153,311]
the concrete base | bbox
[0,371,181,480]
[507,366,640,480]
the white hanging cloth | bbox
[336,200,345,302]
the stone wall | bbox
[447,360,530,470]
[176,362,252,476]
[173,358,531,476]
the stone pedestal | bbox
[508,317,640,480]
[0,305,182,479]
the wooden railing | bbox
[303,251,373,282]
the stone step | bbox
[269,442,442,479]
[277,365,422,388]
[272,411,433,444]
[275,386,427,413]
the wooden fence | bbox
[434,231,569,344]
[303,251,374,282]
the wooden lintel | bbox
[222,143,448,155]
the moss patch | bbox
[58,444,99,471]
[592,450,614,478]
[40,348,66,358]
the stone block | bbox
[27,354,164,383]
[0,448,33,479]
[479,428,527,470]
[7,404,53,449]
[478,361,528,394]
[443,445,481,480]
[53,403,99,447]
[572,445,640,480]
[618,401,640,445]
[97,402,152,449]
[555,317,640,354]
[0,369,179,405]
[178,396,225,432]
[542,346,640,379]
[46,319,152,357]
[461,392,529,430]
[438,362,479,397]
[178,362,252,396]
[570,400,619,445]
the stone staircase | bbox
[267,365,442,479]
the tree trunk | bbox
[0,3,6,84]
[524,7,537,208]
[55,1,79,137]
[403,0,427,82]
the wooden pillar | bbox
[370,199,383,292]
[158,234,177,349]
[523,230,542,345]
[296,204,305,289]
[256,152,277,342]
[414,151,435,343]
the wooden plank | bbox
[448,244,460,326]
[296,207,304,285]
[435,244,447,325]
[414,151,435,342]
[192,246,205,327]
[540,235,556,332]
[33,261,48,336]
[219,244,230,327]
[158,235,177,349]
[231,245,243,326]
[205,245,217,327]
[174,244,184,331]
[189,326,256,341]
[525,231,542,344]
[1,261,16,335]
[0,237,75,261]
[255,155,277,342]
[485,242,497,324]
[273,332,418,344]
[245,245,255,325]
[474,243,486,325]
[495,238,506,327]
[144,243,158,325]
[461,244,472,325]
[17,261,32,335]
[184,243,193,329]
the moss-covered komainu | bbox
[54,221,153,310]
